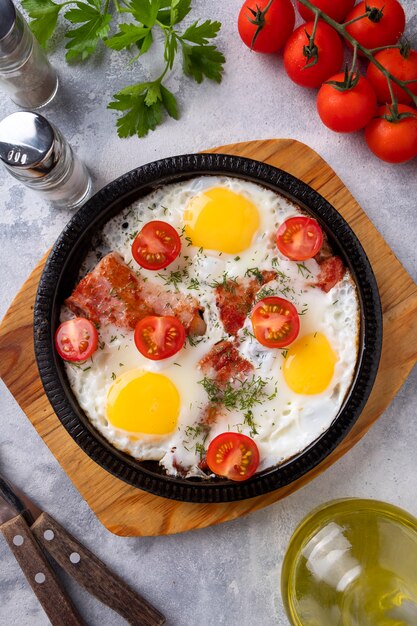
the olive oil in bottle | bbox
[282,499,417,626]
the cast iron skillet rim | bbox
[34,152,382,503]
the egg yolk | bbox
[183,187,260,254]
[106,370,180,434]
[283,333,337,395]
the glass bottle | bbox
[0,111,92,210]
[0,0,58,108]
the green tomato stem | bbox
[297,0,417,107]
[342,11,371,28]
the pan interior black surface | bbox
[34,153,382,503]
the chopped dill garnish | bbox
[161,205,169,215]
[129,230,138,240]
[209,272,238,292]
[199,375,273,413]
[255,286,276,302]
[281,349,288,358]
[185,236,193,247]
[111,372,116,380]
[83,366,91,372]
[245,267,264,283]
[296,262,313,278]
[299,305,308,316]
[187,334,205,347]
[110,335,117,343]
[187,278,200,290]
[234,256,241,261]
[243,410,258,437]
[157,268,189,289]
[195,442,206,460]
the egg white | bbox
[62,176,360,478]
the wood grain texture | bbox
[1,514,85,625]
[0,139,416,537]
[31,513,165,626]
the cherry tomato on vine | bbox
[276,216,323,260]
[345,0,405,50]
[131,221,181,270]
[317,72,377,133]
[237,0,295,53]
[284,21,343,89]
[206,432,260,481]
[365,104,417,163]
[297,0,355,23]
[134,315,186,360]
[366,48,417,105]
[251,297,300,349]
[55,318,98,362]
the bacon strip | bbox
[316,256,345,293]
[215,270,276,336]
[199,340,254,386]
[65,252,206,333]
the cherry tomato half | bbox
[55,318,98,362]
[238,0,295,53]
[365,104,417,164]
[297,0,355,23]
[251,297,300,348]
[284,21,343,89]
[134,315,186,360]
[132,221,181,270]
[276,216,323,261]
[206,432,260,481]
[345,0,405,51]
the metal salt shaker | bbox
[0,0,58,108]
[0,111,92,210]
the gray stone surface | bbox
[1,1,417,625]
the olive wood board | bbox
[1,138,417,537]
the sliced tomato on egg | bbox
[134,315,185,360]
[132,220,181,270]
[55,318,98,362]
[206,433,260,481]
[276,216,323,261]
[251,297,300,348]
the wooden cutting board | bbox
[1,139,417,537]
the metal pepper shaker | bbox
[0,0,58,108]
[0,111,92,210]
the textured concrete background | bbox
[1,1,417,625]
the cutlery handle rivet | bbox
[12,534,24,546]
[43,529,54,541]
[34,572,46,584]
[69,552,80,564]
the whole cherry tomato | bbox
[365,104,417,163]
[317,72,377,132]
[297,0,355,23]
[284,21,344,89]
[238,0,295,53]
[345,0,405,50]
[366,47,417,105]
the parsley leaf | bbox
[170,0,192,25]
[181,43,225,83]
[108,80,178,137]
[22,0,63,48]
[65,1,112,62]
[129,0,160,28]
[105,24,150,51]
[181,19,221,45]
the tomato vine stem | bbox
[297,0,417,108]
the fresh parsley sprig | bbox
[21,0,225,138]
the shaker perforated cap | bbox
[0,0,17,41]
[0,111,61,178]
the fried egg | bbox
[62,176,360,477]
